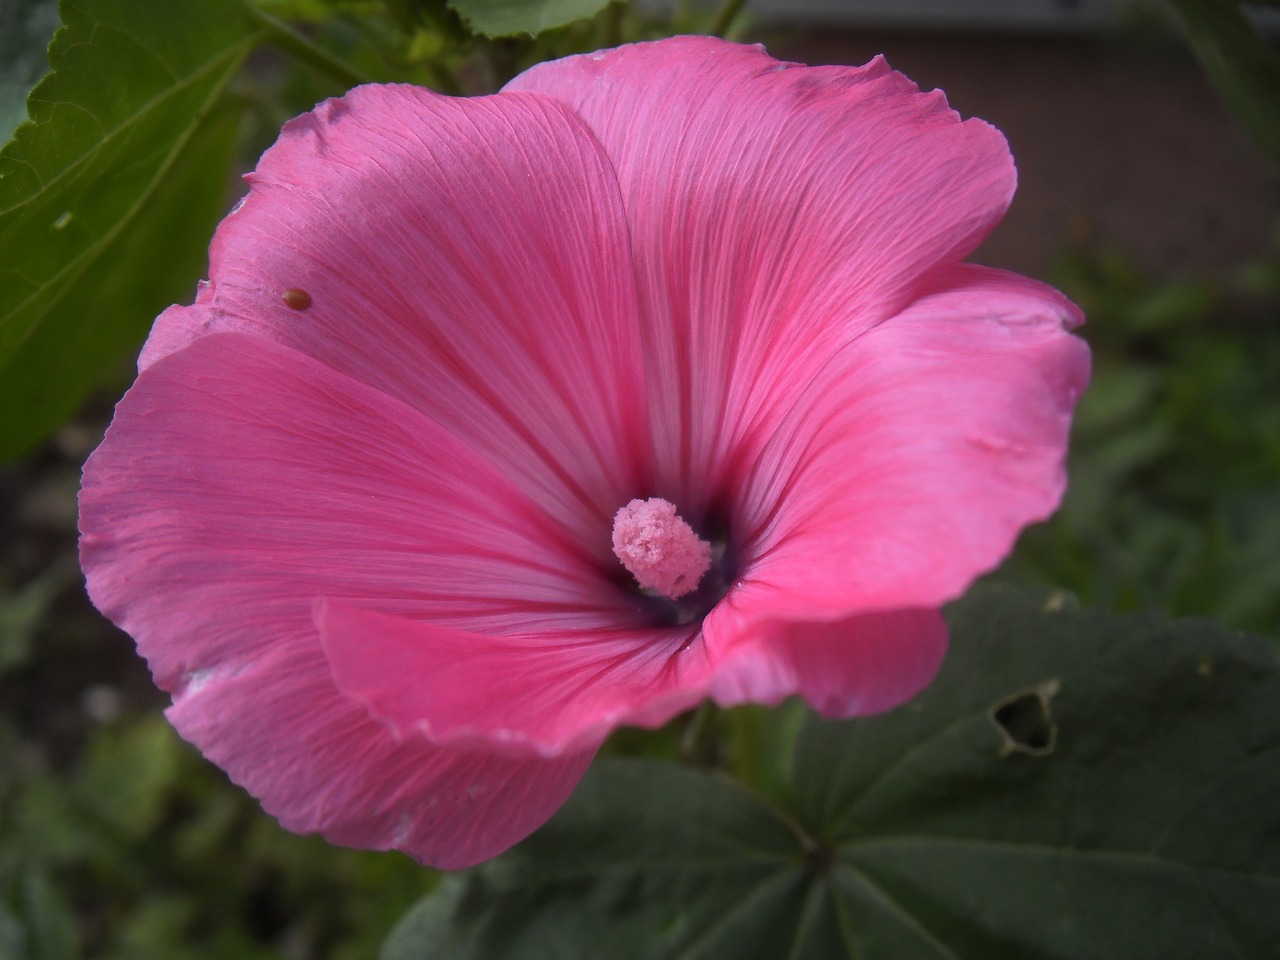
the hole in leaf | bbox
[989,679,1060,758]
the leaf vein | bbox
[672,867,802,960]
[844,835,1280,884]
[0,38,257,361]
[836,863,964,960]
[1,36,256,218]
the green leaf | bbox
[11,868,80,960]
[446,0,612,37]
[0,0,60,145]
[75,716,185,840]
[384,587,1280,959]
[1156,0,1280,167]
[790,588,1280,958]
[0,0,267,461]
[382,765,806,960]
[0,560,76,676]
[0,905,24,960]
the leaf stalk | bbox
[248,6,371,90]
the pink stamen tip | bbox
[611,498,713,600]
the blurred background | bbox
[1,0,1278,957]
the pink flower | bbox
[79,37,1089,868]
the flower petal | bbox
[733,265,1090,618]
[143,82,650,535]
[705,606,948,717]
[317,601,945,756]
[167,644,593,869]
[506,38,1015,512]
[79,331,618,864]
[317,599,716,758]
[82,332,628,680]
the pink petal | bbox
[168,644,593,869]
[144,83,650,537]
[317,599,716,757]
[79,331,620,865]
[317,601,944,756]
[732,265,1090,619]
[704,606,949,718]
[506,38,1015,513]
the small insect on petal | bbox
[282,288,312,311]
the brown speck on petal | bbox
[282,288,312,310]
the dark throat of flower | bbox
[610,497,736,627]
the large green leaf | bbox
[0,0,267,460]
[383,587,1280,959]
[446,0,612,37]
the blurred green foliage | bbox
[0,713,434,959]
[1005,234,1280,638]
[448,0,615,38]
[1153,0,1280,166]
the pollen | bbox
[611,498,712,600]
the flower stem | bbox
[679,701,719,764]
[601,1,624,48]
[708,0,748,38]
[249,6,371,90]
[422,57,464,96]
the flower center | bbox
[611,498,712,600]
